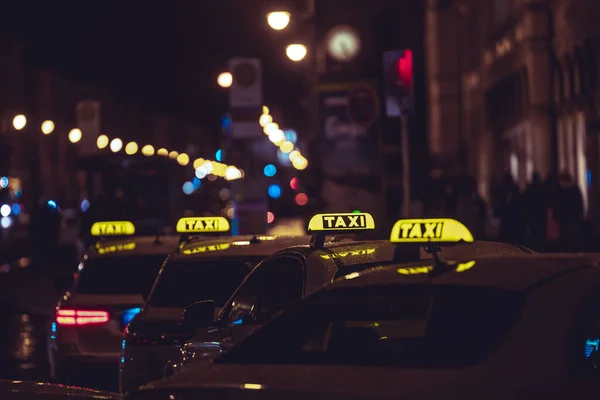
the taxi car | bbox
[48,221,179,386]
[169,214,535,376]
[118,216,312,393]
[131,219,600,400]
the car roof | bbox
[88,235,179,258]
[279,239,536,270]
[171,235,313,260]
[326,253,600,292]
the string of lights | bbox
[258,106,308,171]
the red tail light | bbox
[56,309,110,326]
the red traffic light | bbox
[397,50,413,88]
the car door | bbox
[190,255,305,359]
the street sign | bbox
[347,84,379,128]
[228,57,263,138]
[228,58,263,108]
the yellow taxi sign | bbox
[176,217,230,233]
[90,221,135,236]
[390,218,473,244]
[307,213,375,232]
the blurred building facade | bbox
[0,33,212,224]
[426,0,600,218]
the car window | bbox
[227,256,304,327]
[76,255,167,295]
[147,259,257,308]
[218,284,524,367]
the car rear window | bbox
[148,259,257,308]
[219,285,524,368]
[76,255,167,295]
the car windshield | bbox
[218,284,524,368]
[76,255,167,295]
[148,258,257,308]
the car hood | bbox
[132,363,556,399]
[0,379,122,399]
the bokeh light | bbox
[263,164,277,177]
[182,182,194,195]
[268,184,282,199]
[110,138,123,152]
[12,115,26,130]
[41,120,55,135]
[286,44,307,61]
[97,135,109,149]
[266,11,290,30]
[68,129,82,143]
[177,153,190,166]
[125,142,138,155]
[295,193,308,206]
[217,72,233,88]
[141,145,155,156]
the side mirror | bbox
[183,300,216,328]
[54,274,74,292]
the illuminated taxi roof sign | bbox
[90,221,135,237]
[390,218,473,244]
[176,217,230,234]
[308,213,375,232]
[307,212,375,249]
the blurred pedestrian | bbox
[523,172,547,251]
[494,173,526,245]
[554,171,584,251]
[455,175,486,239]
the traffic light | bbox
[383,49,414,117]
[397,50,413,89]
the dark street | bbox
[0,246,119,391]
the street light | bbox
[97,135,109,149]
[125,142,138,155]
[68,128,82,143]
[217,72,233,88]
[110,138,123,153]
[266,11,291,30]
[177,153,190,166]
[141,144,155,156]
[286,44,307,62]
[12,115,26,130]
[41,120,54,135]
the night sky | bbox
[1,1,424,128]
[0,1,308,123]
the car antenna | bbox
[249,235,261,244]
